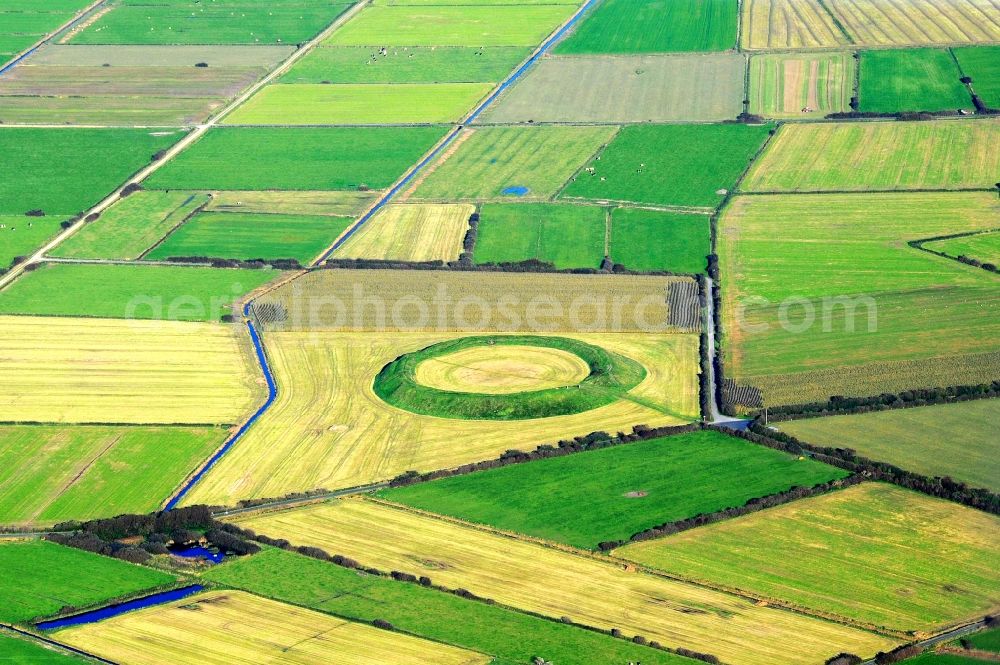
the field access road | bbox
[704,277,750,428]
[210,482,389,520]
[859,619,990,665]
[0,0,371,292]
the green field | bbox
[381,430,848,549]
[610,208,710,274]
[0,128,183,216]
[0,425,227,526]
[859,48,970,113]
[145,127,445,191]
[0,2,89,64]
[0,263,277,322]
[325,5,577,47]
[618,483,1000,632]
[412,125,617,201]
[925,232,1000,265]
[0,215,63,272]
[561,124,773,209]
[778,400,1000,492]
[225,82,492,124]
[71,0,352,45]
[748,52,855,118]
[203,547,690,665]
[965,627,1000,652]
[51,192,209,261]
[742,120,1000,192]
[555,0,737,53]
[474,203,606,269]
[902,655,995,665]
[0,632,82,663]
[145,212,350,263]
[955,45,1000,108]
[0,540,174,624]
[281,46,529,84]
[719,192,1000,405]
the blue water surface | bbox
[171,545,225,564]
[35,585,204,630]
[502,185,530,196]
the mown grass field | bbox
[56,589,488,665]
[719,192,1000,405]
[184,330,699,505]
[381,429,848,549]
[610,208,710,274]
[410,125,617,202]
[70,1,353,45]
[619,483,1000,633]
[231,499,899,665]
[749,53,854,118]
[482,54,745,123]
[325,4,577,47]
[225,82,493,125]
[0,214,63,271]
[742,120,1000,192]
[925,231,1000,264]
[0,632,80,663]
[203,547,694,665]
[281,46,529,84]
[0,315,262,425]
[145,126,445,191]
[859,48,970,113]
[0,425,227,526]
[778,400,1000,492]
[412,344,591,395]
[825,0,1000,47]
[0,128,182,216]
[0,263,276,322]
[474,203,606,269]
[955,46,1000,108]
[145,212,350,263]
[0,1,90,63]
[51,191,209,261]
[0,540,173,624]
[332,203,472,263]
[555,0,736,53]
[561,123,773,208]
[740,0,849,49]
[966,627,1000,652]
[204,190,378,218]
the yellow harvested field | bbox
[183,331,699,505]
[332,203,473,263]
[204,190,379,218]
[827,0,1000,46]
[231,499,900,665]
[56,590,488,665]
[741,0,850,49]
[0,316,261,425]
[414,345,591,394]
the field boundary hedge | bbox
[763,382,1000,420]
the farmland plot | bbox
[858,48,970,113]
[825,0,1000,47]
[0,215,63,272]
[618,483,1000,632]
[954,45,1000,108]
[0,315,262,425]
[740,0,850,49]
[231,499,899,665]
[331,203,472,263]
[748,52,854,118]
[924,231,1000,265]
[0,633,80,663]
[203,190,378,218]
[0,2,91,65]
[609,208,711,274]
[481,54,745,123]
[473,203,606,269]
[55,590,489,665]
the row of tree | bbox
[765,382,1000,420]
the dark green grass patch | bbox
[561,123,773,208]
[145,212,350,263]
[0,263,277,322]
[859,48,970,113]
[0,540,174,624]
[374,335,646,420]
[281,46,529,84]
[203,548,690,665]
[610,208,710,274]
[903,656,996,665]
[145,127,445,191]
[0,215,64,272]
[964,627,1000,652]
[381,430,848,549]
[0,633,81,663]
[954,46,1000,109]
[0,128,183,215]
[556,0,736,54]
[474,203,605,269]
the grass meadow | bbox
[0,540,173,624]
[0,425,227,526]
[740,0,849,49]
[381,429,848,549]
[145,126,446,191]
[411,125,617,202]
[332,203,472,263]
[562,123,773,208]
[618,483,1000,632]
[742,120,1000,192]
[204,190,377,218]
[1,1,89,62]
[748,52,854,118]
[610,208,710,274]
[966,627,1000,652]
[231,499,899,665]
[204,547,694,665]
[859,48,970,113]
[925,231,1000,265]
[146,212,350,263]
[778,400,1000,492]
[0,633,80,663]
[0,215,63,271]
[555,0,737,53]
[955,46,1000,108]
[474,203,606,269]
